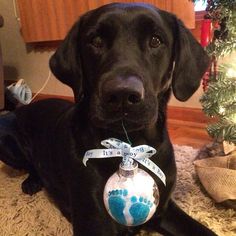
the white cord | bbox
[12,0,20,22]
[31,71,52,102]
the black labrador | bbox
[0,3,216,236]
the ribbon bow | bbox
[83,138,166,186]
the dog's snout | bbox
[102,76,144,108]
[106,90,142,106]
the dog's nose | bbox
[102,76,144,108]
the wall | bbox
[0,0,207,108]
[0,0,73,97]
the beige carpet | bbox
[0,145,235,236]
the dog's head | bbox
[50,3,209,133]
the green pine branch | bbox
[200,64,236,144]
[207,119,236,144]
[206,1,236,57]
[200,74,236,118]
[197,1,236,143]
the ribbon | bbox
[83,138,166,186]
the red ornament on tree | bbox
[202,71,210,92]
[201,19,212,47]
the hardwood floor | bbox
[168,119,213,149]
[167,106,214,149]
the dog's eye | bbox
[91,36,104,48]
[149,36,162,48]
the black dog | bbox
[0,3,216,236]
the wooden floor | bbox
[168,119,213,149]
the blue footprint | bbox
[108,189,128,225]
[129,196,153,226]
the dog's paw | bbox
[129,196,153,226]
[21,174,42,195]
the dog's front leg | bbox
[151,199,217,236]
[68,167,119,236]
[71,204,116,236]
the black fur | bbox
[0,3,216,236]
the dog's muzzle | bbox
[101,75,145,113]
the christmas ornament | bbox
[83,138,166,226]
[202,71,210,92]
[201,18,212,47]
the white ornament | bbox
[83,138,165,226]
[103,162,159,226]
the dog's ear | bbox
[49,19,83,102]
[171,18,210,101]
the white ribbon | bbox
[83,138,166,186]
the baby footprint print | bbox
[108,189,128,225]
[129,196,153,226]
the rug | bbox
[0,145,235,236]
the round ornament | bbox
[103,162,159,226]
[83,138,165,226]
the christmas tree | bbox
[200,63,236,144]
[198,0,236,144]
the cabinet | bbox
[17,0,194,43]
